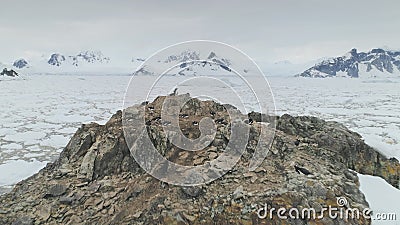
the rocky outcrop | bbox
[48,54,66,66]
[299,48,400,78]
[0,68,18,77]
[276,114,400,189]
[13,59,29,69]
[0,95,399,224]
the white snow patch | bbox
[0,160,47,186]
[358,173,400,224]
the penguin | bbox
[153,116,162,122]
[244,118,253,125]
[179,114,189,119]
[169,88,178,96]
[210,111,216,117]
[141,101,149,106]
[294,139,300,146]
[192,121,199,126]
[148,106,155,111]
[294,165,312,175]
[162,121,171,126]
[214,118,225,124]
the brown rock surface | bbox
[0,94,399,225]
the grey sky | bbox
[1,0,399,64]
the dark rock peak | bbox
[1,68,18,77]
[132,57,146,62]
[370,48,386,54]
[207,51,217,59]
[13,58,28,69]
[164,50,200,63]
[48,53,66,66]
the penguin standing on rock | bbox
[179,114,189,119]
[294,165,313,175]
[169,88,178,96]
[215,118,225,124]
[244,118,253,125]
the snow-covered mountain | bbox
[299,48,400,78]
[133,49,248,76]
[2,51,127,75]
[47,51,110,67]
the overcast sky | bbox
[1,0,399,64]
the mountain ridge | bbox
[3,47,400,77]
[298,48,400,78]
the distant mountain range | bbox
[0,51,121,75]
[2,48,400,77]
[298,48,400,78]
[47,51,110,67]
[0,50,236,75]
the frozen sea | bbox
[0,74,399,224]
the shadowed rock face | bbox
[0,95,399,225]
[13,59,28,69]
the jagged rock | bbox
[59,196,74,205]
[13,59,28,69]
[44,184,67,198]
[233,185,245,200]
[181,186,203,198]
[36,205,51,221]
[79,146,97,180]
[48,53,65,66]
[1,94,399,225]
[11,216,33,225]
[1,68,18,77]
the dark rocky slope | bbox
[0,95,399,225]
